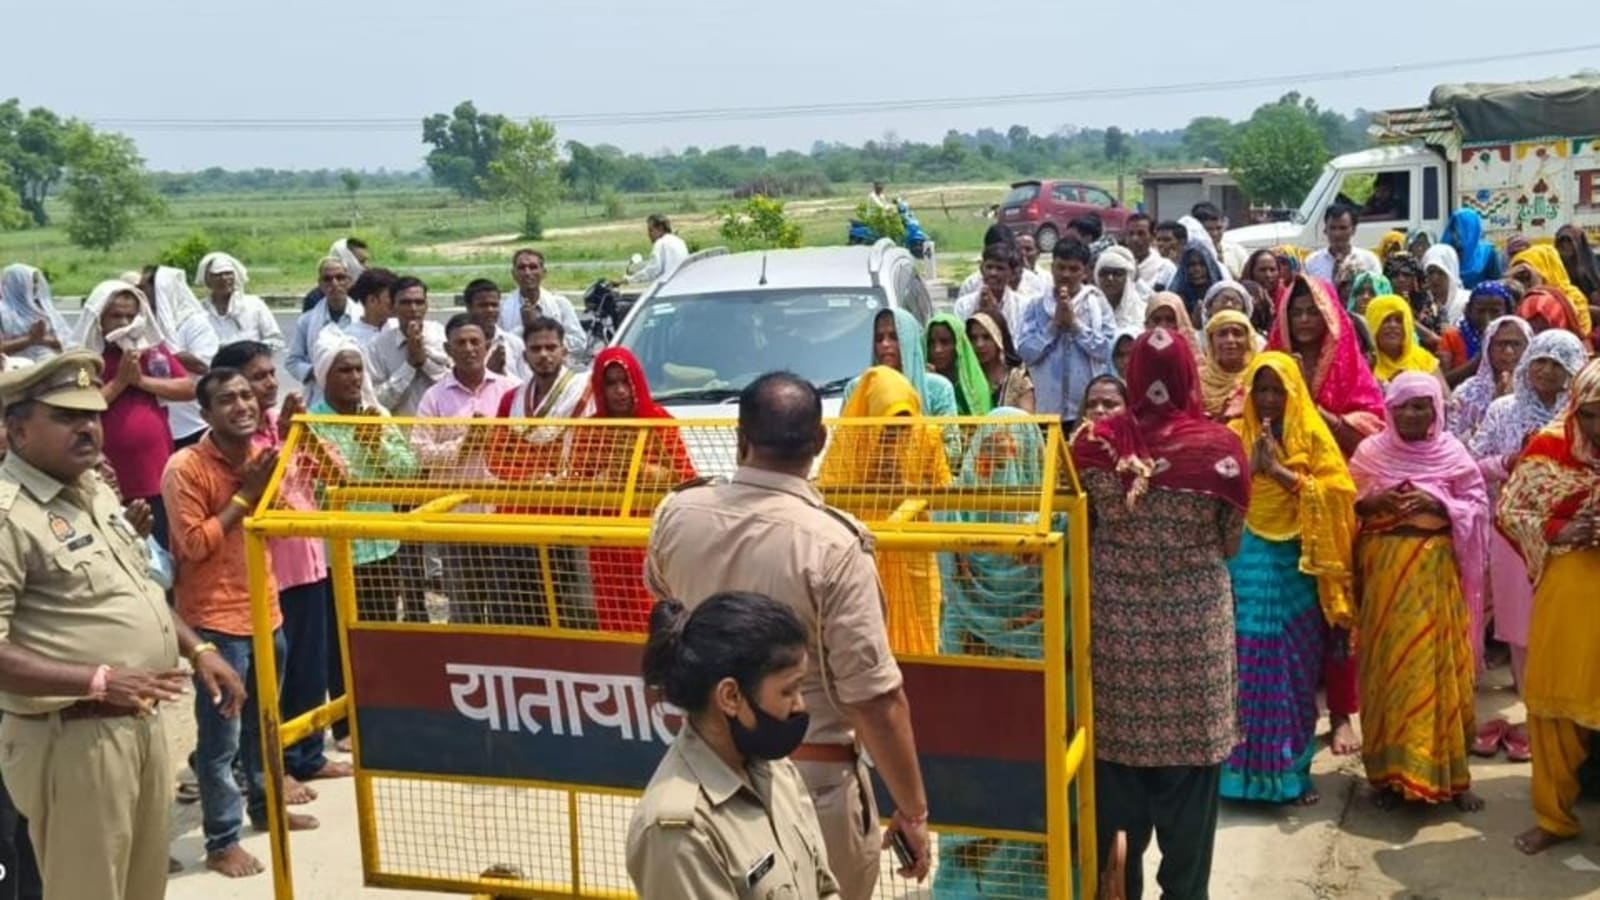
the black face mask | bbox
[728,699,810,761]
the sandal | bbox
[1504,724,1532,763]
[1472,718,1509,758]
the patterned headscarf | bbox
[1450,315,1532,442]
[1470,329,1590,458]
[1496,359,1600,583]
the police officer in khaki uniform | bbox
[627,592,839,899]
[0,350,245,899]
[646,372,931,899]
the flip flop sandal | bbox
[1504,725,1532,763]
[1472,718,1509,758]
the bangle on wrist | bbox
[229,494,252,511]
[87,664,111,701]
[189,641,219,666]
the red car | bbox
[998,179,1132,251]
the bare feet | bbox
[308,759,354,779]
[284,776,317,805]
[335,737,353,753]
[253,812,321,834]
[1330,717,1361,756]
[1294,789,1321,806]
[1453,790,1485,813]
[1514,826,1571,855]
[168,856,183,875]
[205,844,265,878]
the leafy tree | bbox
[340,171,361,217]
[1182,116,1235,164]
[61,124,164,252]
[1226,102,1327,207]
[0,99,69,226]
[422,101,507,199]
[1104,126,1129,163]
[0,182,26,231]
[718,195,802,250]
[481,118,562,238]
[563,140,618,210]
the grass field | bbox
[0,180,1133,298]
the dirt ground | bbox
[157,656,1600,899]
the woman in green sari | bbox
[927,312,993,417]
[935,408,1061,897]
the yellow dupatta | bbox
[820,365,951,508]
[1364,294,1439,383]
[1513,244,1594,338]
[1230,351,1359,627]
[1198,309,1255,419]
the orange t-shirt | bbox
[161,436,281,637]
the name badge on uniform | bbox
[745,852,775,888]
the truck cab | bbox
[1225,145,1449,252]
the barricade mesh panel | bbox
[255,415,1087,898]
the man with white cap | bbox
[0,349,245,899]
[195,253,284,352]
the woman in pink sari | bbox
[1265,273,1387,755]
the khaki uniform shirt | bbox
[626,724,840,899]
[646,467,901,745]
[0,454,179,715]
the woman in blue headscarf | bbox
[846,306,961,460]
[1167,238,1226,323]
[1441,209,1502,290]
[0,264,70,364]
[934,407,1064,898]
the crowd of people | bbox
[0,194,1599,898]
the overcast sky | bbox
[12,0,1595,172]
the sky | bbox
[12,0,1597,172]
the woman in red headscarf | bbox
[1070,327,1249,900]
[1265,273,1385,757]
[573,348,697,632]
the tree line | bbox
[0,92,1374,250]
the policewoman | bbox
[626,592,840,899]
[0,350,244,899]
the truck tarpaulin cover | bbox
[1432,77,1600,142]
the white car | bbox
[611,239,936,418]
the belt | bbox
[790,743,856,763]
[16,701,147,722]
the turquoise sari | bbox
[934,410,1064,898]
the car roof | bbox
[654,245,901,297]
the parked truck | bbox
[1226,76,1600,251]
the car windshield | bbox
[1002,184,1040,206]
[1293,164,1338,225]
[616,287,886,403]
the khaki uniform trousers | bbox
[0,711,171,900]
[794,756,880,900]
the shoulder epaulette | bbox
[819,505,875,554]
[669,475,723,493]
[650,775,701,829]
[0,479,18,517]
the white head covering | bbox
[0,264,71,353]
[72,280,172,354]
[1201,279,1253,321]
[148,266,209,337]
[330,239,366,282]
[312,327,382,412]
[195,252,249,289]
[1094,245,1147,330]
[1423,243,1471,322]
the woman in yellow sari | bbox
[1500,359,1600,855]
[819,365,952,654]
[1198,309,1255,420]
[1364,294,1445,391]
[1511,244,1594,339]
[1348,372,1488,811]
[1222,352,1357,805]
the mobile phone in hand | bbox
[889,828,915,869]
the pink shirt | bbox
[253,410,328,590]
[414,371,519,505]
[101,345,185,500]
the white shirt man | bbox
[365,279,450,416]
[627,216,689,285]
[495,250,586,357]
[147,265,221,444]
[869,183,893,211]
[194,252,286,352]
[287,263,366,402]
[953,287,1027,340]
[959,268,1048,305]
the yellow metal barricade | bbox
[244,414,1096,898]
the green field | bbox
[0,180,1134,298]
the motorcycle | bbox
[847,200,931,259]
[579,278,634,358]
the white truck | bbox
[1226,76,1600,251]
